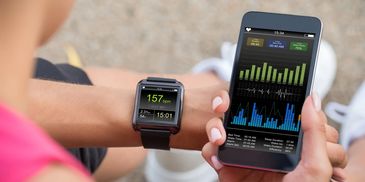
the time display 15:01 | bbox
[156,111,173,119]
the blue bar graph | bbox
[231,103,301,132]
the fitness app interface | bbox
[138,86,178,122]
[225,28,315,154]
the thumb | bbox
[299,93,331,173]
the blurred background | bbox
[37,0,365,181]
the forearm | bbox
[346,138,365,181]
[28,79,140,147]
[85,68,228,149]
[28,71,227,150]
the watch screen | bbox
[138,86,178,122]
[225,28,315,154]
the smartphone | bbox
[218,11,322,172]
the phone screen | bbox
[225,28,315,154]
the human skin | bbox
[28,67,346,181]
[0,0,90,181]
[28,70,228,181]
[345,138,365,182]
[28,71,228,150]
[0,0,350,181]
[27,67,346,154]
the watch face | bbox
[137,86,179,123]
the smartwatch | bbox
[132,77,184,150]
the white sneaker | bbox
[192,42,236,82]
[325,82,365,150]
[144,149,217,182]
[192,40,337,99]
[313,41,337,99]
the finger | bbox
[202,142,223,171]
[327,143,348,168]
[318,110,329,124]
[332,167,346,182]
[317,109,339,143]
[212,90,230,113]
[300,93,332,176]
[206,118,226,145]
[326,124,339,143]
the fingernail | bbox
[312,91,321,111]
[211,155,223,170]
[210,128,222,142]
[212,96,223,111]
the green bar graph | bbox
[250,65,256,81]
[239,62,307,86]
[255,67,261,81]
[239,70,244,80]
[266,66,272,82]
[261,63,267,82]
[294,66,300,85]
[289,70,294,85]
[283,68,288,84]
[272,69,277,83]
[245,69,250,80]
[278,73,282,84]
[299,64,306,86]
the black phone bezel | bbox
[218,11,322,173]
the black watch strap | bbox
[139,77,179,150]
[140,128,171,150]
[147,77,177,83]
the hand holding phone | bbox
[202,91,347,181]
[219,11,323,172]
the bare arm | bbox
[346,138,365,182]
[28,70,227,150]
[29,164,90,182]
[0,1,93,181]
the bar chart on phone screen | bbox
[229,60,308,135]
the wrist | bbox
[104,87,142,147]
[348,137,365,157]
[170,89,209,150]
[170,74,228,150]
[95,71,227,150]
